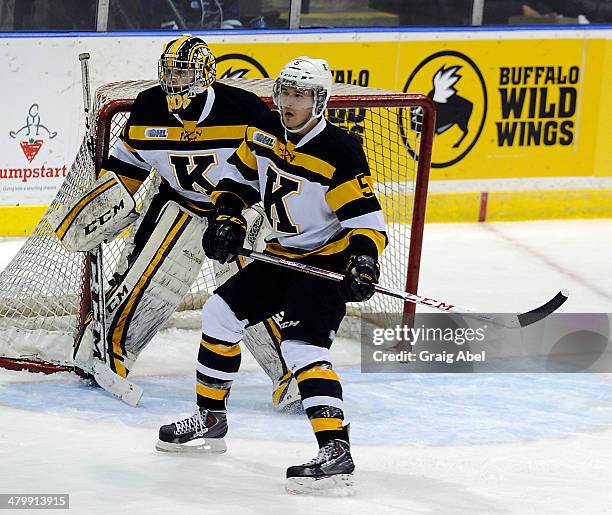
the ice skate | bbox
[156,408,227,454]
[286,439,355,495]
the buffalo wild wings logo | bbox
[215,54,269,79]
[9,103,57,162]
[401,51,487,169]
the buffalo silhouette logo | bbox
[401,51,487,169]
[429,66,473,148]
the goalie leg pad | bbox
[105,201,206,375]
[49,171,138,252]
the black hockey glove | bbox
[202,195,247,264]
[339,254,380,302]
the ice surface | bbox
[1,221,612,514]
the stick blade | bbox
[517,289,569,327]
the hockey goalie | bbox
[48,34,300,412]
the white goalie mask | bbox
[272,56,333,132]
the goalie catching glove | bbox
[203,193,247,264]
[340,254,380,302]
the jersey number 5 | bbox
[169,153,217,194]
[264,166,301,234]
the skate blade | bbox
[286,474,355,496]
[155,437,227,454]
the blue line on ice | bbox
[2,368,612,445]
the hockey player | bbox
[157,56,387,494]
[51,35,299,411]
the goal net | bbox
[0,78,434,373]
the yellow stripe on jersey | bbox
[201,340,241,357]
[266,227,386,259]
[121,138,138,154]
[128,125,246,142]
[99,168,142,195]
[196,382,229,400]
[326,175,375,211]
[121,140,148,164]
[287,151,335,180]
[351,228,387,256]
[273,145,335,180]
[310,418,343,432]
[296,366,339,383]
[235,140,258,170]
[55,178,116,240]
[246,127,335,180]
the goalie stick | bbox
[234,247,569,329]
[75,53,143,407]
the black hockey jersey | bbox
[214,111,388,259]
[101,81,270,213]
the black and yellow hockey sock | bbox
[295,363,346,447]
[196,332,241,411]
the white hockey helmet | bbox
[273,56,333,126]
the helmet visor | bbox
[273,81,315,110]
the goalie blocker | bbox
[49,171,138,252]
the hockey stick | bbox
[234,247,569,328]
[76,53,143,407]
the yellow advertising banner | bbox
[207,32,611,181]
[1,30,610,234]
[397,39,602,180]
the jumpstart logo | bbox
[402,51,488,168]
[8,103,57,162]
[496,66,579,147]
[3,102,67,184]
